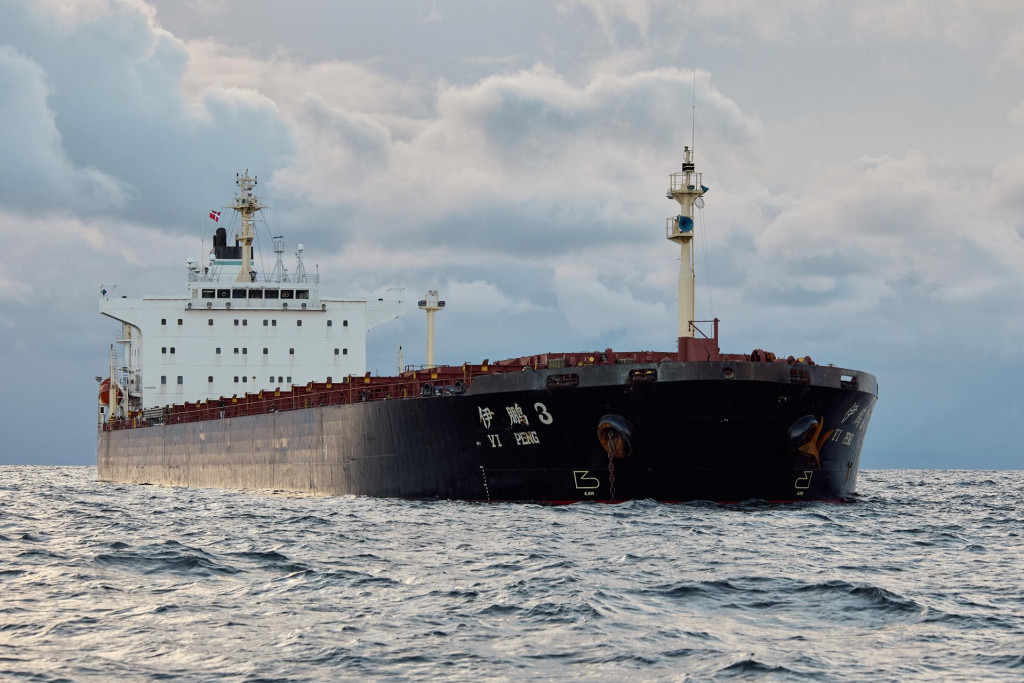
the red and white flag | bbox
[209,210,221,222]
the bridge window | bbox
[232,289,246,299]
[217,289,230,299]
[296,290,309,299]
[280,290,294,300]
[265,289,279,299]
[249,289,263,299]
[201,289,215,298]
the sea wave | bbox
[0,467,1023,681]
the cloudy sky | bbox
[1,0,1022,468]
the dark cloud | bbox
[0,1,294,232]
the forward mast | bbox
[666,146,716,360]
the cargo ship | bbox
[98,153,877,502]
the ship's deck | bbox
[101,348,838,431]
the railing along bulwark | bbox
[101,350,680,431]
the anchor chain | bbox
[607,433,617,503]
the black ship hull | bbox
[98,361,876,503]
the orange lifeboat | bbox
[98,378,121,406]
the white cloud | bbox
[20,0,156,32]
[1010,102,1024,126]
[997,28,1024,69]
[554,261,671,341]
[559,0,652,45]
[0,259,32,303]
[719,150,1024,356]
[276,64,760,239]
[442,279,550,316]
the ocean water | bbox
[1,467,1022,682]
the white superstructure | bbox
[100,172,403,420]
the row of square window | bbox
[161,347,348,355]
[159,376,300,384]
[161,318,348,327]
[200,288,309,300]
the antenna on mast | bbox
[691,58,697,151]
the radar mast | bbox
[232,171,265,282]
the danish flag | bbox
[209,210,221,222]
